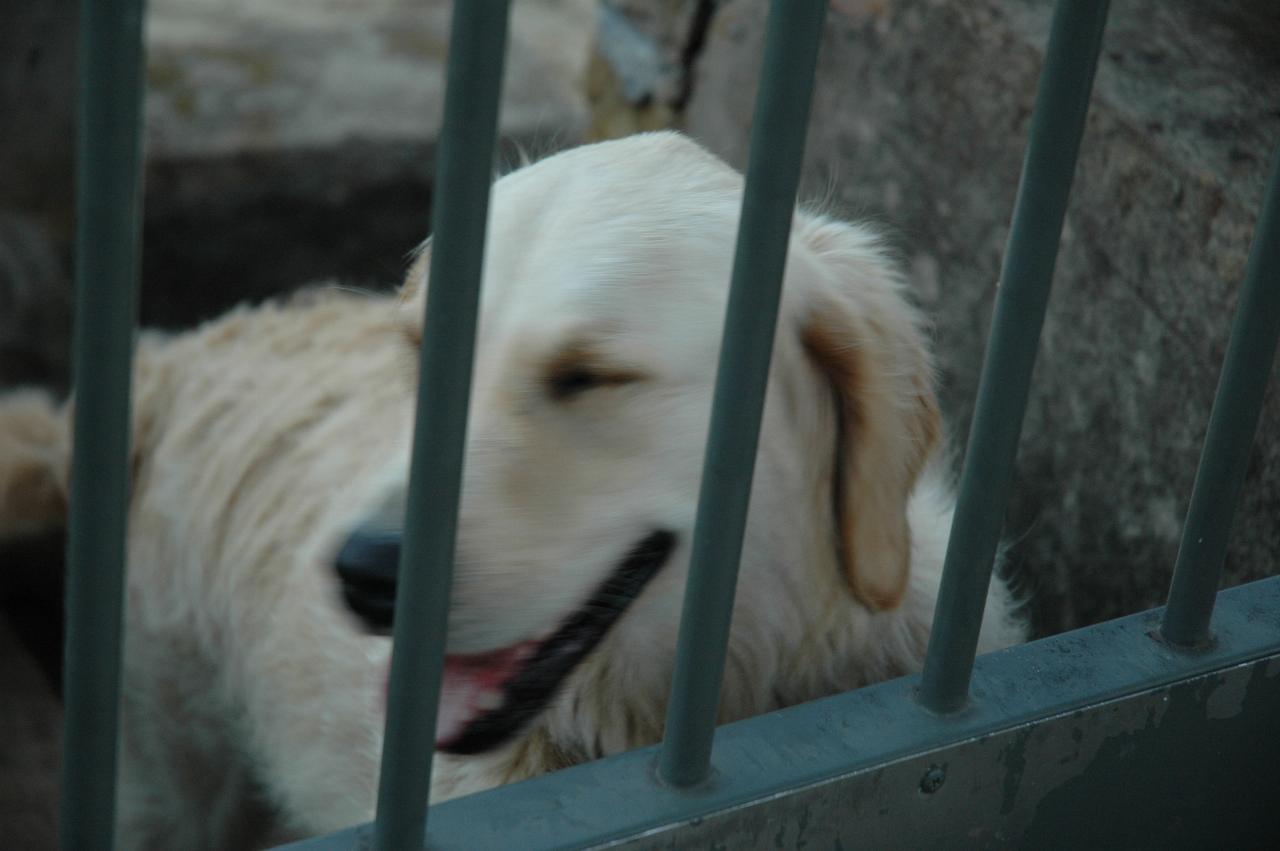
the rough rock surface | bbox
[2,0,597,370]
[586,0,709,137]
[141,0,596,328]
[0,0,76,391]
[597,0,1280,635]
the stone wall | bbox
[1,0,597,388]
[592,0,1280,635]
[0,0,77,392]
[139,0,594,329]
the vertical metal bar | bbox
[60,0,148,848]
[658,0,827,789]
[1161,146,1280,648]
[918,0,1109,714]
[373,3,510,849]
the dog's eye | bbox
[548,366,601,400]
[545,363,645,402]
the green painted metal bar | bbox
[658,0,827,789]
[374,3,511,849]
[918,0,1109,714]
[60,0,148,848]
[1161,146,1280,648]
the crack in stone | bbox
[674,0,719,112]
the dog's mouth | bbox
[359,530,676,755]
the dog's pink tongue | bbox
[434,643,533,746]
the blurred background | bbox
[2,0,1277,845]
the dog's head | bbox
[334,132,941,762]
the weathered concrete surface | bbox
[597,0,1280,634]
[0,0,76,391]
[1,0,597,369]
[0,0,77,252]
[0,213,71,391]
[141,0,596,328]
[147,0,593,160]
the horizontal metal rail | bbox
[278,575,1280,850]
[374,3,511,849]
[918,0,1110,713]
[658,0,828,789]
[1161,145,1280,648]
[60,0,148,847]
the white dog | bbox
[0,132,1024,848]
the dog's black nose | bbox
[334,527,400,632]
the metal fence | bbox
[60,0,1280,848]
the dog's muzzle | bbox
[332,525,676,753]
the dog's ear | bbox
[796,216,940,612]
[0,389,71,540]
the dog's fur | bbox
[0,133,1024,848]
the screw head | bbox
[920,764,946,794]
